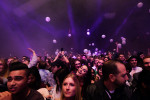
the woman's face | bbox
[75,60,81,70]
[0,61,4,73]
[62,77,76,98]
[76,65,88,77]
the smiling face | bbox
[62,77,76,98]
[7,70,29,95]
[76,65,88,77]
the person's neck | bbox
[104,80,115,91]
[12,88,31,100]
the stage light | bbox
[45,17,51,22]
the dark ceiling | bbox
[0,0,150,57]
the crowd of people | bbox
[0,47,150,100]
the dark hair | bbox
[22,56,30,62]
[138,70,150,87]
[9,62,29,76]
[28,67,41,90]
[51,59,65,69]
[38,61,47,69]
[102,60,120,81]
[54,69,69,92]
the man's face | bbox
[119,54,125,61]
[129,58,137,67]
[114,63,128,87]
[97,60,104,67]
[143,58,150,71]
[7,70,28,95]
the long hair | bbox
[60,73,81,100]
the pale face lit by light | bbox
[62,77,76,98]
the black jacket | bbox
[85,79,132,100]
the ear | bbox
[109,74,116,82]
[27,74,32,84]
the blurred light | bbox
[68,34,71,37]
[45,17,51,22]
[110,39,113,43]
[101,34,106,38]
[92,43,95,46]
[53,39,57,43]
[117,43,122,48]
[137,2,143,8]
[87,29,90,35]
[83,49,88,53]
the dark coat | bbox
[85,79,132,100]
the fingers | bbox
[0,91,12,100]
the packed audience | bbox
[0,47,150,100]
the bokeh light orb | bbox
[122,40,126,45]
[101,34,106,38]
[92,43,95,46]
[68,34,71,37]
[53,39,57,43]
[110,39,113,43]
[137,2,143,8]
[117,43,122,48]
[83,49,88,53]
[45,17,51,22]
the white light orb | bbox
[110,39,113,43]
[101,34,106,38]
[45,17,51,22]
[95,48,98,51]
[53,39,57,43]
[89,44,91,46]
[83,49,88,53]
[68,34,71,37]
[87,31,90,35]
[117,43,122,48]
[92,43,95,46]
[87,29,90,35]
[122,40,126,45]
[137,2,143,8]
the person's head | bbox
[54,69,69,92]
[74,60,81,70]
[22,56,30,65]
[128,56,138,68]
[50,59,64,74]
[61,73,81,100]
[28,67,41,90]
[138,70,150,95]
[7,62,30,95]
[97,59,104,67]
[37,61,47,69]
[118,54,126,62]
[142,56,150,71]
[102,60,128,87]
[7,57,14,66]
[76,65,88,77]
[0,58,8,76]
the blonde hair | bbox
[60,73,81,100]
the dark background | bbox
[0,0,150,57]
